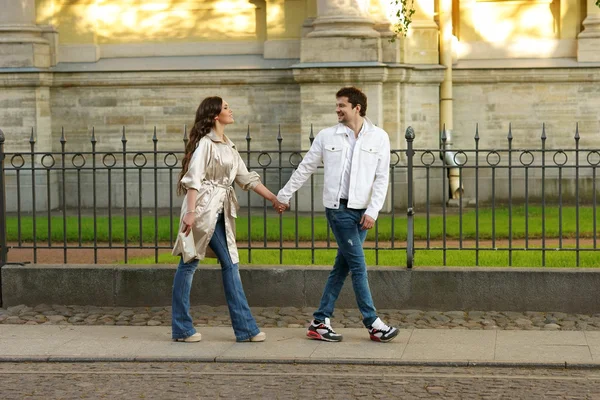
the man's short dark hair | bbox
[336,87,367,117]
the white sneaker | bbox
[307,317,343,342]
[173,332,202,343]
[242,331,266,342]
[368,317,399,343]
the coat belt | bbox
[204,181,239,218]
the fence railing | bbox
[1,124,599,272]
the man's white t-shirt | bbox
[339,123,365,200]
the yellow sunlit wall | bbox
[459,0,560,43]
[455,0,585,59]
[266,0,307,39]
[33,0,587,60]
[34,0,310,45]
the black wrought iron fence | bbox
[0,126,407,268]
[0,123,599,272]
[405,123,600,269]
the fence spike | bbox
[60,127,66,143]
[507,123,513,140]
[405,126,415,140]
[309,124,314,145]
[91,127,96,144]
[277,125,282,142]
[541,123,547,140]
[574,122,580,141]
[474,123,479,141]
[121,126,127,143]
[182,125,188,149]
[152,126,157,142]
[29,128,36,144]
[245,125,251,141]
[441,125,447,142]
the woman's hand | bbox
[182,211,195,236]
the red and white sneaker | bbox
[368,317,399,343]
[306,318,343,342]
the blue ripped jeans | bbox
[313,203,378,327]
[171,213,260,341]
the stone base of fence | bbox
[2,264,599,313]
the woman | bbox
[171,96,286,343]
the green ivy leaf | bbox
[390,0,416,39]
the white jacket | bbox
[277,117,390,220]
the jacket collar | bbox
[207,130,235,148]
[334,116,374,136]
[207,130,224,143]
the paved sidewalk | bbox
[1,325,600,368]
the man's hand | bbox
[360,214,375,230]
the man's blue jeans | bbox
[313,203,378,327]
[172,213,260,341]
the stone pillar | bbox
[0,0,53,68]
[578,0,600,62]
[301,0,382,62]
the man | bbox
[277,87,398,343]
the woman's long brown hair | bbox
[177,96,223,195]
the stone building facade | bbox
[1,0,599,211]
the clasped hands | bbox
[269,198,374,230]
[271,198,289,214]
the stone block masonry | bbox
[4,265,600,314]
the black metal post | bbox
[0,129,7,307]
[246,126,252,263]
[405,126,415,269]
[574,124,580,267]
[277,126,283,264]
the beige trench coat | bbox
[172,131,260,264]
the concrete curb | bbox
[3,264,600,313]
[1,356,598,369]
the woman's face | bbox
[216,101,234,125]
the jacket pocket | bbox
[324,144,343,153]
[360,145,379,163]
[360,145,379,156]
[323,143,343,164]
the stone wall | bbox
[453,67,600,150]
[48,70,301,152]
[0,88,37,151]
[2,65,600,212]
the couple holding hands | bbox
[171,87,398,345]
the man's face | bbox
[336,97,360,125]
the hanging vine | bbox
[390,0,416,38]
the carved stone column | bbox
[0,0,53,68]
[578,0,600,62]
[301,0,382,62]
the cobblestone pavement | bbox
[1,362,599,399]
[1,304,599,331]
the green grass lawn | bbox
[7,205,600,242]
[125,248,600,268]
[8,205,600,267]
